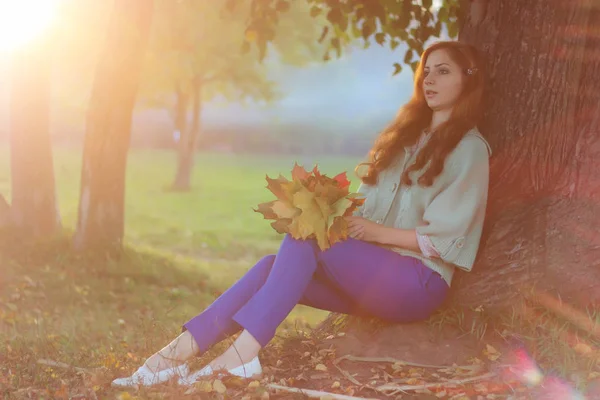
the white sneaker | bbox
[111,362,190,388]
[178,356,262,386]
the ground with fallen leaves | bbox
[1,232,599,400]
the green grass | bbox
[1,147,599,398]
[48,148,361,260]
[0,147,364,397]
[0,147,363,327]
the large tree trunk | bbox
[451,0,600,309]
[171,80,202,191]
[73,1,153,252]
[8,35,60,236]
[316,0,600,365]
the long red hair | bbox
[356,41,486,187]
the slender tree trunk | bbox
[450,0,600,309]
[173,84,189,147]
[73,1,153,252]
[171,79,202,191]
[8,35,60,236]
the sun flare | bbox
[0,0,59,52]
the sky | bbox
[201,42,416,136]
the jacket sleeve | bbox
[415,137,490,271]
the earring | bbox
[466,67,478,75]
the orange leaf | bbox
[311,165,322,179]
[265,175,290,201]
[271,218,292,234]
[272,200,300,219]
[254,200,278,220]
[291,162,310,181]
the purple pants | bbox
[183,234,448,351]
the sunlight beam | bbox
[0,0,59,52]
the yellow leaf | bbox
[245,29,258,42]
[484,344,501,361]
[248,380,261,389]
[331,381,341,389]
[117,393,133,400]
[574,343,593,355]
[315,181,347,204]
[194,380,213,392]
[485,344,499,354]
[265,175,290,201]
[315,196,333,217]
[223,376,245,387]
[212,379,227,394]
[272,200,300,219]
[435,390,447,398]
[474,383,488,392]
[315,364,328,372]
[291,188,326,241]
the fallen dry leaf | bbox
[212,379,227,394]
[117,392,133,400]
[315,363,328,372]
[483,344,501,361]
[194,380,213,393]
[573,343,593,355]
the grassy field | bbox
[46,148,361,260]
[0,146,363,324]
[1,147,599,399]
[0,147,367,397]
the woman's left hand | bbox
[345,216,383,242]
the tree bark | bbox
[171,80,203,191]
[73,1,153,252]
[450,0,600,309]
[8,35,60,236]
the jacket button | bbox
[456,238,465,248]
[376,219,381,224]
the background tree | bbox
[141,0,327,191]
[72,0,153,252]
[7,33,61,236]
[231,0,600,312]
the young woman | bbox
[112,40,492,388]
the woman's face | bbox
[422,49,464,112]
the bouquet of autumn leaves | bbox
[254,163,365,250]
